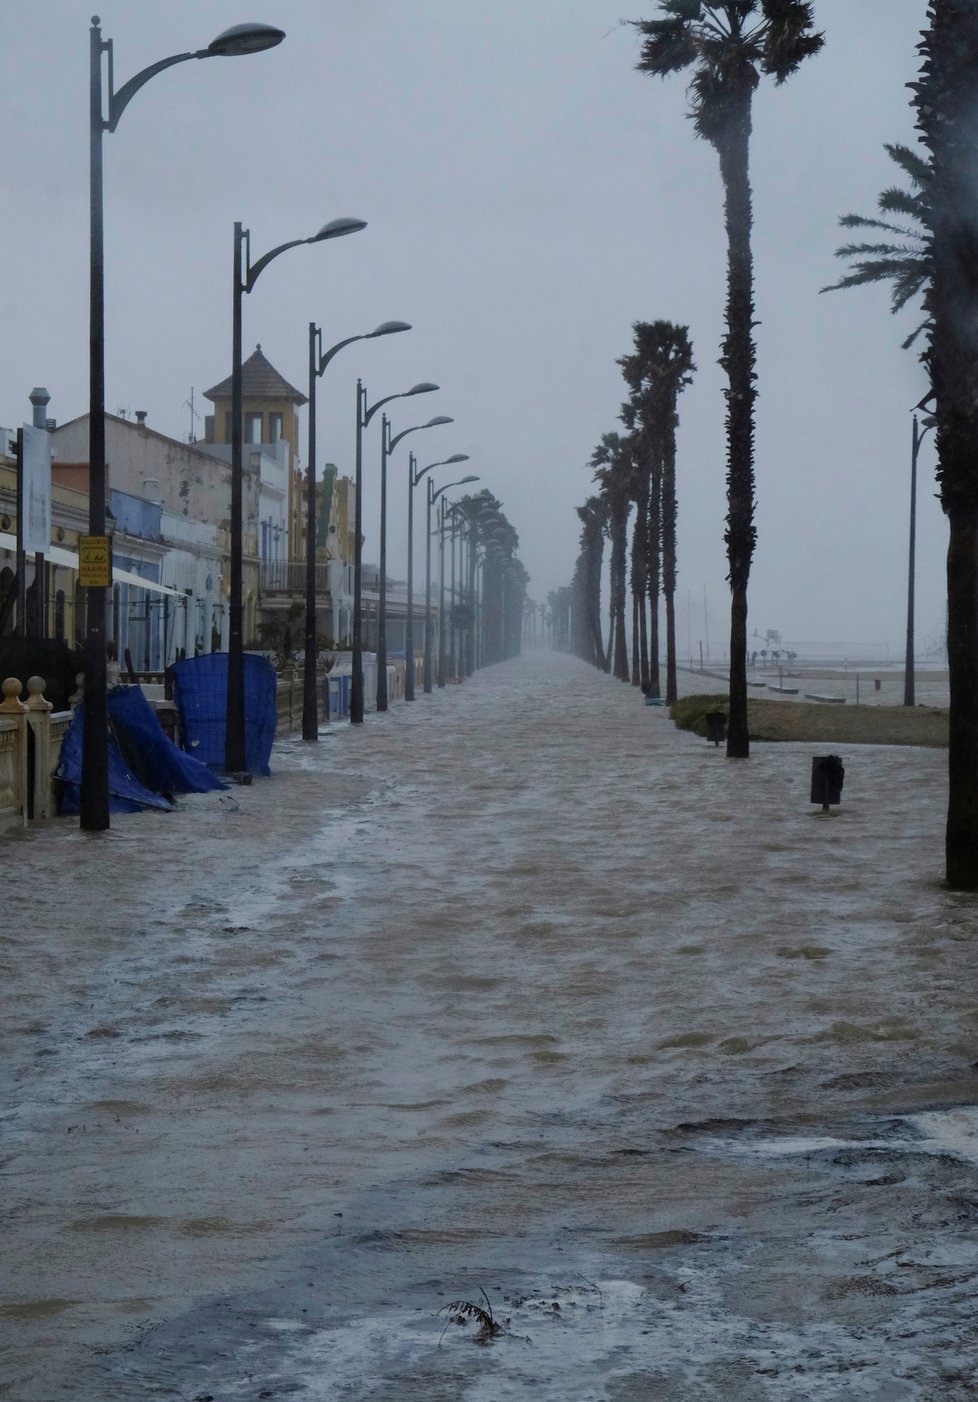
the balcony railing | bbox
[260,561,332,595]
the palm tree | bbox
[633,2,823,755]
[576,495,609,669]
[592,432,635,682]
[821,141,930,348]
[913,1,978,889]
[629,455,651,688]
[619,321,696,704]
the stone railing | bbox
[273,657,405,731]
[0,676,71,830]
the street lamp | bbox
[83,14,284,831]
[303,320,410,741]
[426,475,480,695]
[407,455,470,698]
[445,503,468,683]
[225,216,367,775]
[376,414,452,710]
[905,408,937,707]
[352,381,438,724]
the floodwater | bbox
[3,651,978,1400]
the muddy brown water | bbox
[2,652,977,1399]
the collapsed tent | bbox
[56,685,227,814]
[170,653,277,777]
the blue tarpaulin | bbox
[56,686,228,814]
[170,653,277,776]
[107,686,227,796]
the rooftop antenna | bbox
[184,387,201,444]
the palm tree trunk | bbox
[639,589,649,689]
[945,507,978,886]
[717,90,757,759]
[647,455,662,699]
[587,545,604,669]
[631,589,640,686]
[632,476,651,690]
[915,0,978,885]
[662,419,679,705]
[611,509,629,681]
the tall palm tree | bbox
[576,495,609,669]
[622,396,663,696]
[821,142,931,348]
[629,456,651,689]
[619,321,696,704]
[592,432,635,683]
[633,1,823,755]
[913,0,978,889]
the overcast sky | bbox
[1,1,938,661]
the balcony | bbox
[260,561,331,595]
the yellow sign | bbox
[78,535,112,588]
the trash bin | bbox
[705,712,727,747]
[811,754,845,811]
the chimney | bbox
[29,387,50,430]
[135,410,147,426]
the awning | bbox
[0,532,185,598]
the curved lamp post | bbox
[303,320,411,741]
[445,503,469,683]
[224,216,366,775]
[351,381,438,724]
[407,455,470,698]
[376,414,452,710]
[426,475,480,695]
[905,409,937,708]
[83,15,284,831]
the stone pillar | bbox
[0,677,28,826]
[25,675,54,821]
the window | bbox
[245,412,263,444]
[268,412,283,444]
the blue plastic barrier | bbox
[171,653,277,775]
[325,673,351,719]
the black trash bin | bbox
[811,754,845,811]
[705,712,727,747]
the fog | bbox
[0,0,940,658]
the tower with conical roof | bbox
[203,344,307,559]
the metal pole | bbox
[225,222,246,773]
[449,508,457,682]
[424,477,433,694]
[81,17,110,830]
[377,415,389,711]
[466,523,476,676]
[405,452,416,701]
[302,320,320,740]
[351,380,365,723]
[904,415,919,708]
[438,497,447,687]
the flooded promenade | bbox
[2,651,977,1400]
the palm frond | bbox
[821,258,927,299]
[901,318,930,351]
[833,239,920,258]
[634,17,700,76]
[883,141,931,189]
[878,187,926,218]
[437,1291,503,1346]
[759,0,824,83]
[824,139,931,337]
[838,214,921,239]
